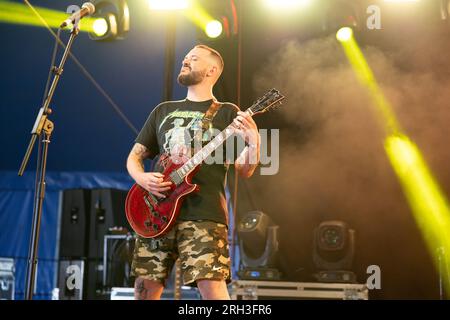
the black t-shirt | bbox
[135,99,241,225]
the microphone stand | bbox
[18,24,80,300]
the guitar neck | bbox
[175,123,237,179]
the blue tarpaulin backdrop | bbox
[0,171,134,299]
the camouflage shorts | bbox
[130,220,231,286]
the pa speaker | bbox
[85,258,106,300]
[59,189,91,258]
[87,189,128,259]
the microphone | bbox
[60,2,95,28]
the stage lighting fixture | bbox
[195,0,238,41]
[322,0,361,34]
[312,220,356,283]
[92,17,109,37]
[237,211,281,280]
[90,14,118,39]
[336,27,353,42]
[205,19,223,38]
[89,0,129,41]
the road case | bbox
[230,280,369,300]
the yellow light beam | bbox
[181,3,216,31]
[337,28,400,134]
[385,135,450,290]
[337,28,450,294]
[0,0,96,33]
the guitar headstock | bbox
[247,88,285,116]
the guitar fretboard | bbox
[176,124,236,179]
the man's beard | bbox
[177,69,205,86]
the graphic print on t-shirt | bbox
[159,109,205,159]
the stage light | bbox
[385,134,450,287]
[89,13,118,40]
[92,17,109,37]
[336,27,353,42]
[89,0,129,41]
[237,211,281,280]
[205,20,223,38]
[312,221,356,283]
[148,0,189,11]
[323,0,361,35]
[190,1,238,42]
[264,0,311,10]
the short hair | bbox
[194,44,224,71]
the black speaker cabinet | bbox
[87,189,128,259]
[85,258,106,300]
[59,189,91,258]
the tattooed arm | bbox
[126,143,172,198]
[127,143,151,174]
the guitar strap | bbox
[200,99,222,141]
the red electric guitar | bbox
[125,88,284,238]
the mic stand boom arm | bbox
[18,25,80,300]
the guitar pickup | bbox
[144,196,153,210]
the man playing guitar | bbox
[126,45,260,300]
